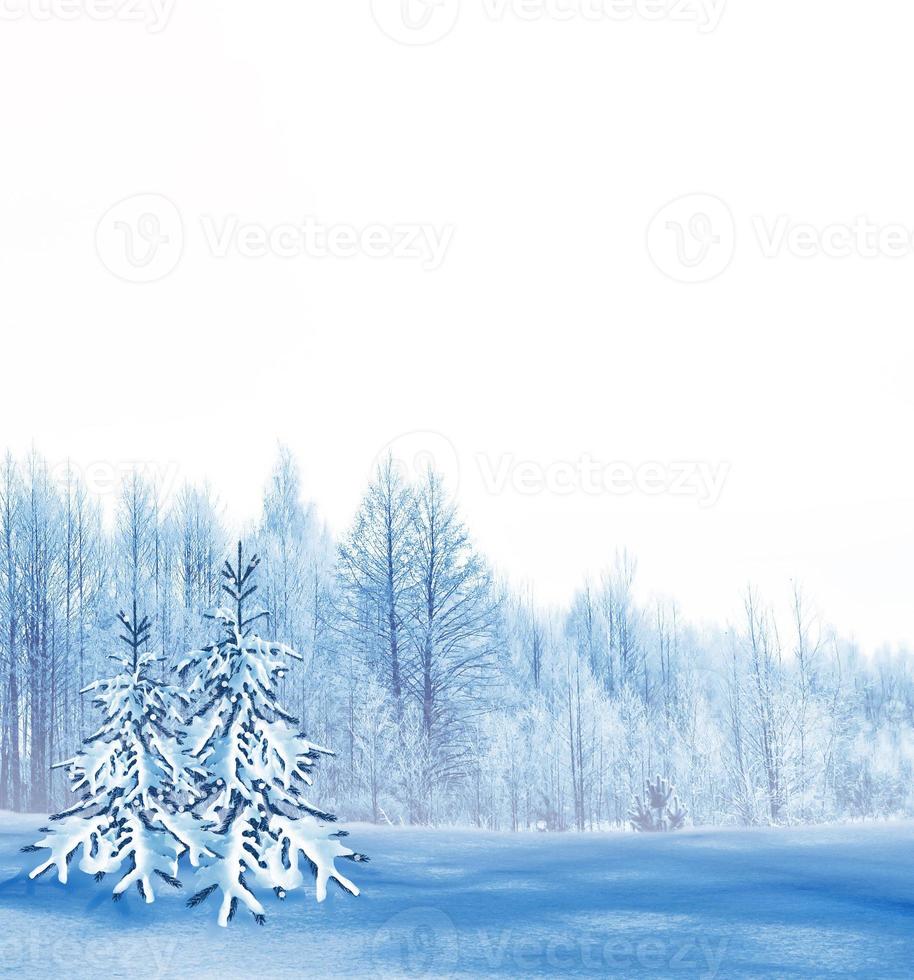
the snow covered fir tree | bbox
[23,604,197,901]
[178,542,366,926]
[629,775,687,833]
[20,544,364,926]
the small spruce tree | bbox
[23,605,199,902]
[178,543,366,927]
[629,774,687,832]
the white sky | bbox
[1,1,912,652]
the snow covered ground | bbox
[0,813,912,978]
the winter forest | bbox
[0,447,911,834]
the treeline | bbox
[0,447,912,827]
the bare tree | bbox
[405,469,499,822]
[0,454,22,811]
[337,455,416,717]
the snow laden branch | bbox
[178,543,366,927]
[24,603,201,902]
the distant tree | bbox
[337,455,415,717]
[21,452,64,813]
[629,775,687,832]
[116,472,157,622]
[257,448,314,650]
[0,454,23,812]
[406,469,499,822]
[158,482,223,656]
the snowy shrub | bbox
[629,775,687,832]
[177,543,366,926]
